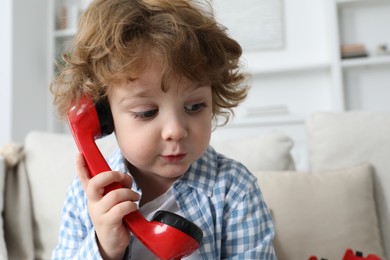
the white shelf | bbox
[54,28,77,38]
[341,55,390,68]
[246,61,330,76]
[337,0,365,4]
[335,0,390,113]
[337,0,361,3]
[225,115,306,128]
[337,0,390,5]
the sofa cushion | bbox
[4,130,294,259]
[210,131,295,172]
[307,112,390,258]
[254,164,384,260]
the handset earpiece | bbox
[67,96,203,260]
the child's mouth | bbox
[161,154,186,163]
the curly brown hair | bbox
[51,0,248,126]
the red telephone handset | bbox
[67,96,203,260]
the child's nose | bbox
[161,114,188,141]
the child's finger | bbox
[86,170,130,201]
[117,172,133,189]
[106,200,139,224]
[100,188,140,215]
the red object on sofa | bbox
[342,249,381,260]
[308,249,382,260]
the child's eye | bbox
[184,102,207,113]
[129,109,158,120]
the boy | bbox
[51,0,276,259]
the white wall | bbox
[239,0,332,118]
[0,0,49,147]
[243,0,329,72]
[12,0,49,142]
[0,0,13,147]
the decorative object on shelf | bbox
[375,44,389,56]
[57,3,67,30]
[341,44,368,59]
[56,0,92,31]
[56,0,77,30]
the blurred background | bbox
[1,0,390,170]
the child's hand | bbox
[76,153,140,260]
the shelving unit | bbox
[47,0,89,133]
[332,0,390,111]
[52,0,81,56]
[47,0,390,116]
[215,0,390,170]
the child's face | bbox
[108,62,213,181]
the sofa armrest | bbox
[0,155,4,183]
[0,155,9,259]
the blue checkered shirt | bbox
[52,146,276,259]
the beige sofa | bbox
[0,112,389,260]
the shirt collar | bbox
[175,146,217,197]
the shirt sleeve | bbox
[52,177,103,260]
[222,180,277,260]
